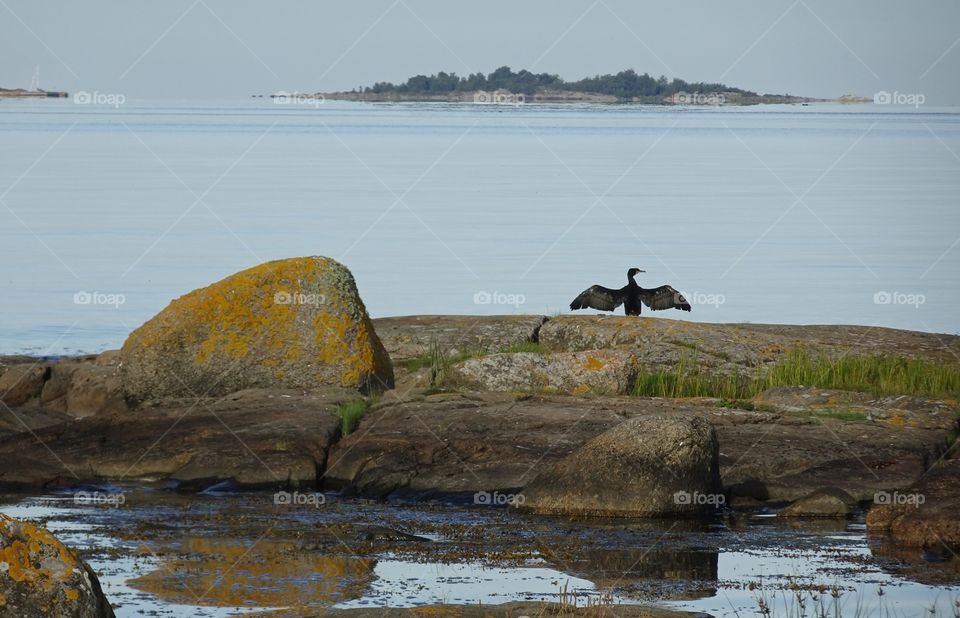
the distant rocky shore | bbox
[0,87,68,98]
[297,89,869,105]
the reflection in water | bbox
[129,538,375,610]
[335,560,597,609]
[565,549,719,601]
[869,536,960,586]
[2,491,958,616]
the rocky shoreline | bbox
[2,256,958,612]
[3,313,957,520]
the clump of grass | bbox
[336,399,369,435]
[765,347,960,399]
[506,340,545,354]
[398,340,484,373]
[632,354,757,399]
[789,408,869,422]
[633,347,960,402]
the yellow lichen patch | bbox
[64,588,80,602]
[583,355,605,371]
[0,515,79,586]
[886,411,906,427]
[313,313,382,387]
[571,383,592,396]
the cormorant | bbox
[569,268,692,316]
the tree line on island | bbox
[360,66,757,99]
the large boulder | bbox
[121,257,393,401]
[866,459,960,549]
[522,416,721,517]
[447,349,637,395]
[0,513,114,617]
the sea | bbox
[1,99,958,355]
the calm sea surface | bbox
[1,100,958,355]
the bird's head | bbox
[627,268,645,279]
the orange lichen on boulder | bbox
[121,257,393,401]
[0,513,114,617]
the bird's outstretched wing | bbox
[570,285,625,312]
[639,285,692,311]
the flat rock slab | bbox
[754,387,958,431]
[324,393,629,497]
[325,394,954,502]
[538,316,960,374]
[448,349,638,395]
[0,389,348,490]
[371,315,546,361]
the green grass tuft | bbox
[336,399,369,435]
[632,347,960,403]
[505,340,546,354]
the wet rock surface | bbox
[0,513,114,617]
[779,487,857,518]
[0,388,348,490]
[866,458,960,549]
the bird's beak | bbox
[637,269,645,273]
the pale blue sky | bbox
[2,0,959,103]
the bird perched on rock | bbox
[570,268,691,316]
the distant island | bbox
[0,87,68,99]
[304,67,869,105]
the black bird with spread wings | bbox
[570,268,691,316]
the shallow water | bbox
[1,100,959,355]
[1,488,957,616]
